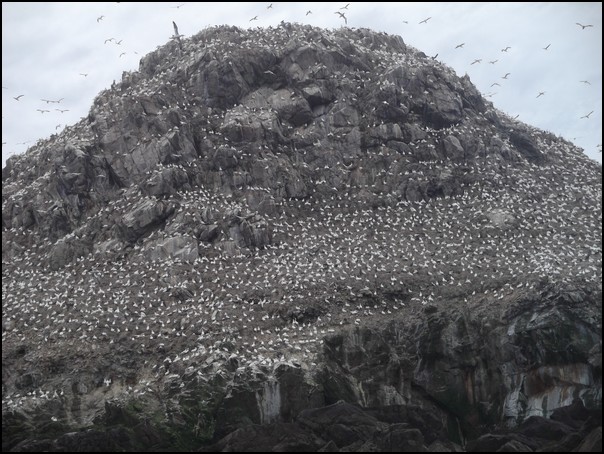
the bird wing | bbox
[173,21,179,36]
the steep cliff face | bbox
[2,24,601,451]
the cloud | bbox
[2,2,602,166]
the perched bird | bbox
[173,21,180,37]
[431,53,438,60]
[576,23,593,29]
[580,111,594,119]
[536,91,545,98]
[13,95,24,101]
[455,43,465,49]
[419,17,432,24]
[501,46,511,52]
[335,11,347,24]
[542,43,551,50]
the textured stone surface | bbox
[2,23,601,452]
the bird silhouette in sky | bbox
[576,23,593,29]
[419,17,431,24]
[580,111,594,119]
[536,91,546,98]
[335,11,347,24]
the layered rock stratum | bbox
[2,24,602,452]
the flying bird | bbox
[576,23,593,29]
[250,16,258,22]
[306,10,312,15]
[55,109,69,113]
[97,15,104,23]
[501,46,511,52]
[471,59,482,65]
[267,3,272,9]
[542,43,551,50]
[36,109,50,114]
[490,82,500,87]
[402,20,408,24]
[455,43,465,49]
[104,38,115,44]
[13,95,24,101]
[536,91,545,98]
[579,80,591,85]
[419,17,431,24]
[489,59,498,64]
[80,73,88,77]
[502,73,510,79]
[335,11,347,24]
[171,3,185,8]
[341,3,350,9]
[115,39,123,45]
[580,111,594,119]
[119,52,127,58]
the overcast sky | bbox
[2,2,602,167]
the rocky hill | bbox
[2,24,602,452]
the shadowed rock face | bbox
[2,24,601,451]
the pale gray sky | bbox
[2,2,602,167]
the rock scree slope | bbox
[2,24,601,452]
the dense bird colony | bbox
[2,24,601,413]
